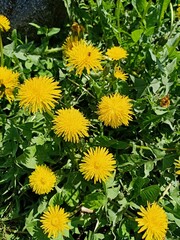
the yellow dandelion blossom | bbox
[66,39,103,75]
[174,159,180,174]
[18,76,61,114]
[29,165,56,195]
[114,66,128,80]
[106,46,128,60]
[79,147,116,183]
[136,202,168,240]
[40,205,70,238]
[0,15,10,32]
[0,66,19,102]
[97,93,134,128]
[177,4,180,19]
[53,107,90,143]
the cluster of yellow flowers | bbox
[64,37,128,80]
[0,17,173,240]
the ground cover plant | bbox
[0,0,180,239]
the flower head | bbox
[97,93,134,128]
[79,147,116,183]
[71,22,84,36]
[0,66,19,102]
[114,66,128,80]
[62,35,79,55]
[106,46,128,60]
[177,4,180,19]
[160,95,170,108]
[174,159,180,174]
[29,165,56,195]
[65,39,103,75]
[53,107,90,143]
[136,202,168,240]
[0,15,10,32]
[18,76,61,114]
[40,205,70,238]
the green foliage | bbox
[0,0,179,239]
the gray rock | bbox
[0,0,68,41]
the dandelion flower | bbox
[40,205,70,238]
[71,22,84,36]
[53,107,90,143]
[97,93,133,128]
[62,22,84,55]
[106,46,128,60]
[66,39,103,75]
[29,165,56,195]
[174,159,180,174]
[18,76,61,114]
[0,15,10,32]
[79,147,116,183]
[160,95,170,108]
[0,66,19,102]
[114,66,128,80]
[136,202,168,240]
[62,35,79,55]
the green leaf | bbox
[17,146,38,169]
[145,27,155,36]
[47,28,60,37]
[131,29,143,43]
[49,192,64,206]
[132,0,148,16]
[165,58,177,75]
[106,186,120,200]
[130,177,149,199]
[144,161,154,177]
[158,0,170,26]
[25,60,33,69]
[107,209,117,223]
[83,192,107,210]
[96,135,129,149]
[24,210,37,236]
[140,185,160,203]
[162,154,176,170]
[150,79,160,93]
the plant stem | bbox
[115,0,121,30]
[44,47,62,54]
[0,31,4,66]
[159,183,171,201]
[46,109,55,118]
[134,144,176,151]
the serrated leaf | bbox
[140,185,160,203]
[25,210,37,236]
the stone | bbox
[0,0,68,41]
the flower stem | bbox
[134,144,176,151]
[46,109,55,119]
[0,31,4,66]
